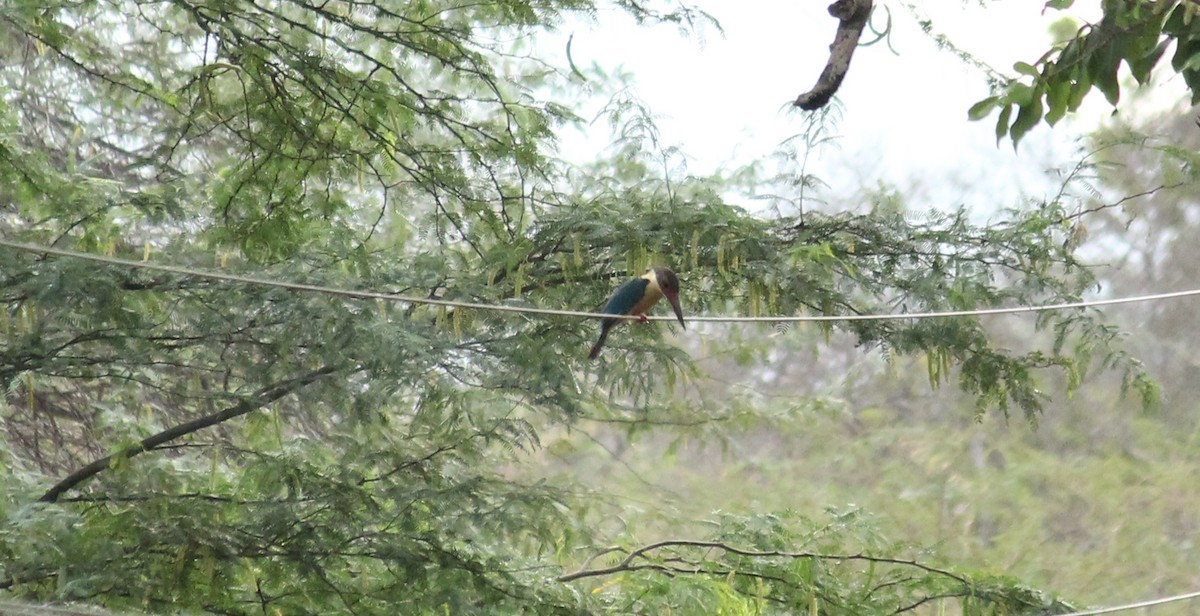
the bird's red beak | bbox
[666,290,685,330]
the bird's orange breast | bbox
[629,275,664,315]
[629,289,663,315]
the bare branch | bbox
[38,365,341,503]
[795,0,874,111]
[1060,181,1187,223]
[559,538,968,584]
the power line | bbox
[1057,589,1200,616]
[3,237,1200,323]
[0,238,602,318]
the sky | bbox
[554,1,1182,210]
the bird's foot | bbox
[637,314,649,324]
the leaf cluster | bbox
[970,0,1200,145]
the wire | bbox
[0,238,604,318]
[1057,589,1200,615]
[3,237,1200,323]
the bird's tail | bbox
[587,329,610,360]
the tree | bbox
[0,0,1172,614]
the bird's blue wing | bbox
[602,278,650,316]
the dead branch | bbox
[794,0,874,110]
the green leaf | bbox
[1184,67,1200,103]
[1067,70,1092,110]
[1014,61,1040,78]
[1163,3,1188,36]
[1010,96,1044,146]
[1128,38,1172,84]
[967,96,999,121]
[1172,35,1200,73]
[1007,82,1037,105]
[995,103,1014,144]
[1044,79,1071,126]
[1089,43,1123,105]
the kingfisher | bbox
[588,266,685,360]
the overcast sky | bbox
[554,1,1184,209]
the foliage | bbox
[1070,109,1200,423]
[538,373,1200,614]
[972,0,1200,145]
[560,510,1077,615]
[0,0,1176,614]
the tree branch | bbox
[794,0,874,110]
[38,365,341,503]
[1059,181,1186,223]
[559,539,968,584]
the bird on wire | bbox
[588,266,685,359]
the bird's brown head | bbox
[651,266,685,329]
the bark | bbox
[794,0,874,111]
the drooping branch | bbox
[794,0,874,110]
[38,365,341,503]
[558,539,968,584]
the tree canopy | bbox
[0,0,1194,614]
[971,0,1200,143]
